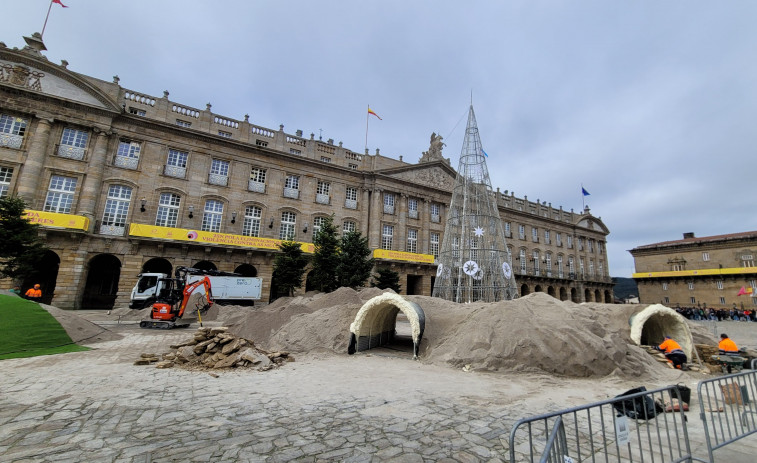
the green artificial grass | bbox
[0,294,90,360]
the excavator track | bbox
[139,319,190,330]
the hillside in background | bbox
[612,277,638,301]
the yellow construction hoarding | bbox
[129,224,314,253]
[23,210,89,231]
[373,249,435,264]
[632,267,757,278]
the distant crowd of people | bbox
[673,306,757,322]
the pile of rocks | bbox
[135,326,293,371]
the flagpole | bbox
[41,0,54,40]
[365,104,370,151]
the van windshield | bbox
[137,276,158,293]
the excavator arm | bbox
[175,275,213,319]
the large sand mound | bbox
[220,289,701,379]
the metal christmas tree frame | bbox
[432,105,518,303]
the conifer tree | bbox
[272,239,310,298]
[309,216,340,292]
[371,266,401,293]
[336,230,374,289]
[0,195,48,284]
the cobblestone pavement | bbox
[2,320,757,462]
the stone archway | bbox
[594,289,601,302]
[142,257,172,275]
[348,293,425,358]
[193,260,217,271]
[547,286,556,298]
[81,254,122,310]
[584,288,592,302]
[630,304,693,359]
[520,284,530,296]
[234,264,257,277]
[604,290,613,303]
[534,284,543,293]
[22,250,60,305]
[571,288,578,303]
[560,287,568,301]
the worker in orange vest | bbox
[656,335,687,370]
[24,283,42,302]
[719,333,739,356]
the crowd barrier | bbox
[508,385,692,462]
[696,369,757,462]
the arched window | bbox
[280,211,296,240]
[242,205,262,237]
[155,192,181,227]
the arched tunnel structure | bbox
[629,304,694,360]
[348,293,425,358]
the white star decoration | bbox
[474,227,484,237]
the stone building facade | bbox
[630,231,757,309]
[0,33,613,309]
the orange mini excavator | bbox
[139,267,213,329]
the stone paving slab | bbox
[2,322,757,462]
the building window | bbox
[310,216,326,237]
[690,297,696,304]
[383,193,395,214]
[114,140,141,169]
[430,233,440,258]
[155,192,181,228]
[43,175,77,213]
[382,224,393,250]
[408,198,418,219]
[407,229,418,253]
[720,297,726,305]
[58,127,89,160]
[242,205,262,237]
[532,227,538,242]
[320,156,331,163]
[209,159,230,186]
[518,225,525,240]
[702,252,710,261]
[533,251,540,274]
[218,130,232,139]
[672,263,684,271]
[128,107,146,116]
[717,280,724,290]
[544,230,550,245]
[201,200,224,232]
[249,167,266,193]
[742,255,754,268]
[688,282,694,290]
[349,163,359,170]
[289,148,301,155]
[589,260,594,277]
[578,238,584,251]
[100,185,131,235]
[750,280,757,290]
[504,222,511,238]
[664,297,670,304]
[284,175,300,199]
[430,203,441,222]
[662,283,668,291]
[343,220,356,234]
[452,236,460,259]
[753,297,757,306]
[568,256,575,276]
[176,119,192,128]
[588,240,594,253]
[279,211,296,240]
[599,262,604,277]
[556,233,562,247]
[165,149,188,178]
[567,236,573,249]
[316,181,330,205]
[345,186,358,209]
[557,255,564,278]
[0,114,28,149]
[579,258,585,276]
[0,166,13,197]
[519,249,527,273]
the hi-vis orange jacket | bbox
[659,338,684,355]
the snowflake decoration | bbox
[474,226,484,237]
[463,260,480,276]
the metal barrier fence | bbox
[697,369,757,462]
[508,385,692,463]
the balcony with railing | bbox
[316,193,330,205]
[0,133,24,149]
[164,164,186,178]
[384,204,394,214]
[248,180,265,193]
[408,210,418,219]
[56,144,86,160]
[345,199,357,209]
[209,173,228,186]
[431,214,440,223]
[114,155,138,170]
[283,187,299,199]
[99,222,126,236]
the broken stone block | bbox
[155,361,174,369]
[209,327,229,336]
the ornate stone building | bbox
[0,33,613,309]
[631,231,757,309]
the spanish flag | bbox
[53,0,68,7]
[737,286,753,296]
[368,107,382,120]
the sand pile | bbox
[220,290,707,379]
[40,304,122,344]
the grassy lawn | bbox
[0,294,90,360]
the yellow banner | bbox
[633,267,757,278]
[129,224,314,253]
[373,249,435,264]
[23,210,89,231]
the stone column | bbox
[369,189,382,249]
[419,199,429,254]
[16,117,53,204]
[360,188,370,236]
[78,130,111,229]
[397,194,407,252]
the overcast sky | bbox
[5,1,757,278]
